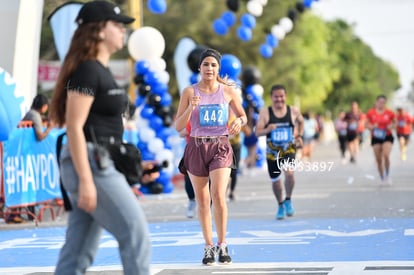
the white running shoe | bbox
[384,175,392,185]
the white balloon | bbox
[247,0,263,17]
[271,24,286,40]
[155,149,174,164]
[148,57,167,72]
[128,26,165,61]
[251,83,264,97]
[136,117,149,129]
[135,109,149,128]
[163,164,174,175]
[279,17,294,33]
[148,138,164,153]
[139,127,156,143]
[158,70,170,84]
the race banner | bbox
[2,128,65,207]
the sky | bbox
[312,0,414,106]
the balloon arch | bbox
[126,0,317,193]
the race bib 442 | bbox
[199,104,228,127]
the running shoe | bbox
[384,175,393,185]
[186,200,196,218]
[402,147,407,161]
[202,245,216,265]
[276,204,285,220]
[284,200,295,217]
[217,243,232,264]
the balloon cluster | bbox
[216,0,316,58]
[128,26,175,194]
[212,11,236,36]
[259,0,315,58]
[241,66,264,121]
[147,0,167,14]
[213,0,267,41]
[241,65,265,167]
[0,68,24,141]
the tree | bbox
[323,20,400,114]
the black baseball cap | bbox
[75,0,135,25]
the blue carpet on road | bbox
[0,218,413,268]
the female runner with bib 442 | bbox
[175,48,247,265]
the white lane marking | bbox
[404,229,414,236]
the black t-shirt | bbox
[67,60,128,142]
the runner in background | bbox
[355,102,367,146]
[301,112,318,161]
[228,112,243,201]
[345,102,362,163]
[255,84,304,220]
[242,105,258,175]
[396,107,413,161]
[314,112,324,142]
[366,95,396,184]
[179,122,197,218]
[335,111,348,164]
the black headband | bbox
[198,49,222,68]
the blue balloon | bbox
[140,105,154,119]
[190,73,199,84]
[139,185,151,194]
[157,171,170,185]
[255,146,265,167]
[220,54,242,79]
[221,11,236,27]
[266,34,279,48]
[147,0,167,14]
[303,0,313,8]
[151,82,168,95]
[137,140,148,151]
[162,182,174,193]
[237,26,252,41]
[135,60,150,75]
[157,127,174,142]
[245,85,256,96]
[141,149,155,161]
[144,71,160,86]
[212,18,228,35]
[259,43,273,58]
[240,13,256,29]
[256,97,265,109]
[160,92,172,106]
[149,115,164,131]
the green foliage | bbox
[40,0,400,115]
[323,20,400,114]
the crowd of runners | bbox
[333,96,413,185]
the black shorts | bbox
[397,133,410,141]
[371,134,394,146]
[266,152,296,181]
[346,132,358,142]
